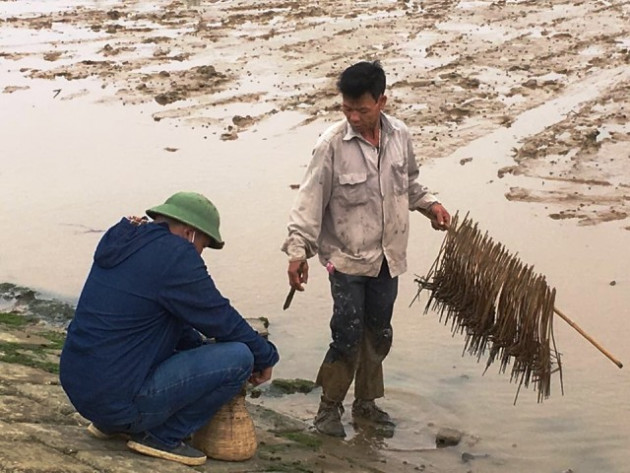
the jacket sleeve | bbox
[158,246,279,371]
[404,129,438,211]
[175,325,204,351]
[281,138,333,261]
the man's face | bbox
[341,92,386,135]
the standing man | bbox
[282,61,450,437]
[60,192,279,466]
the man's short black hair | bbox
[337,60,386,101]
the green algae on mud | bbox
[276,431,322,449]
[257,432,324,473]
[0,340,60,374]
[0,312,65,374]
[270,378,317,395]
[0,282,75,326]
[0,282,72,374]
[0,311,36,327]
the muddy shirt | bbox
[282,113,437,278]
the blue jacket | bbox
[59,218,279,425]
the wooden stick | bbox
[554,307,623,369]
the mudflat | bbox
[3,0,629,226]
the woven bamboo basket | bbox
[191,389,257,461]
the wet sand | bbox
[1,1,630,472]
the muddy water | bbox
[3,25,630,473]
[2,79,629,473]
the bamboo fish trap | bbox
[413,212,622,403]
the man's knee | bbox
[227,342,254,371]
[330,325,363,360]
[211,341,253,370]
[196,342,254,382]
[370,327,393,356]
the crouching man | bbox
[60,191,279,466]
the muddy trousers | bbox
[316,260,398,403]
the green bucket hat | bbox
[146,192,224,249]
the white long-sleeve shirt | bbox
[282,113,438,278]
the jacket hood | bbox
[94,218,169,269]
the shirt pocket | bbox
[336,172,368,206]
[391,162,408,196]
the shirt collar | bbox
[342,112,398,141]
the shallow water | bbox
[2,76,629,473]
[2,11,630,473]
